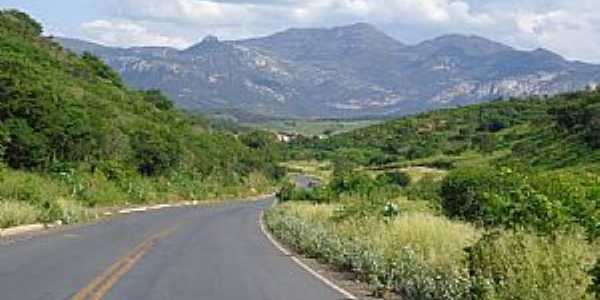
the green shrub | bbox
[405,175,442,207]
[585,103,600,149]
[277,182,297,202]
[141,90,173,111]
[590,260,600,298]
[330,172,379,196]
[441,167,570,232]
[377,171,411,187]
[0,9,43,35]
[131,126,183,176]
[468,230,597,300]
[277,182,335,203]
[529,171,600,238]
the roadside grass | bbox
[469,230,598,300]
[0,201,40,228]
[267,199,600,300]
[0,167,278,229]
[266,201,481,299]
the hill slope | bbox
[293,90,600,171]
[0,10,282,227]
[58,23,600,119]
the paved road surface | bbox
[0,197,348,300]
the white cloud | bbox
[82,19,191,48]
[513,8,600,62]
[77,0,600,62]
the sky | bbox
[2,0,600,63]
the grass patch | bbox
[281,160,333,183]
[266,201,481,299]
[267,200,599,299]
[0,201,40,228]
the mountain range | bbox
[57,23,600,119]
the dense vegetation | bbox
[290,91,600,169]
[271,89,600,299]
[0,10,283,228]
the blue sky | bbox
[3,0,600,63]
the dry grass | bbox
[281,160,333,182]
[0,201,40,229]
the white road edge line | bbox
[258,210,358,300]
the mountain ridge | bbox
[56,23,600,119]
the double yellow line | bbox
[71,226,178,300]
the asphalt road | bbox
[0,197,348,300]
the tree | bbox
[81,52,123,87]
[2,119,49,169]
[1,9,43,36]
[131,127,183,176]
[377,171,411,187]
[584,103,600,149]
[142,90,174,111]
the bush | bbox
[405,175,442,206]
[529,171,600,239]
[277,182,335,203]
[590,260,600,298]
[141,90,173,111]
[584,103,600,149]
[468,230,597,300]
[131,126,183,176]
[330,172,379,196]
[441,167,570,233]
[0,9,43,36]
[377,171,411,187]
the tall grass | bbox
[0,201,39,228]
[266,201,600,299]
[0,166,277,229]
[266,201,481,299]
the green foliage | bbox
[81,51,124,87]
[376,171,411,187]
[585,103,600,149]
[441,167,572,233]
[405,175,442,205]
[293,90,600,171]
[277,182,336,203]
[131,126,183,176]
[0,9,42,36]
[330,172,380,197]
[468,231,597,300]
[0,10,282,225]
[591,260,600,298]
[141,90,174,111]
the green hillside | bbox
[0,10,282,227]
[292,90,600,171]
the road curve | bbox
[0,197,348,300]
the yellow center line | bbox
[71,226,178,300]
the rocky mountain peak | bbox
[417,34,513,56]
[202,35,220,44]
[184,35,230,54]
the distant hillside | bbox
[293,89,600,171]
[57,23,600,119]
